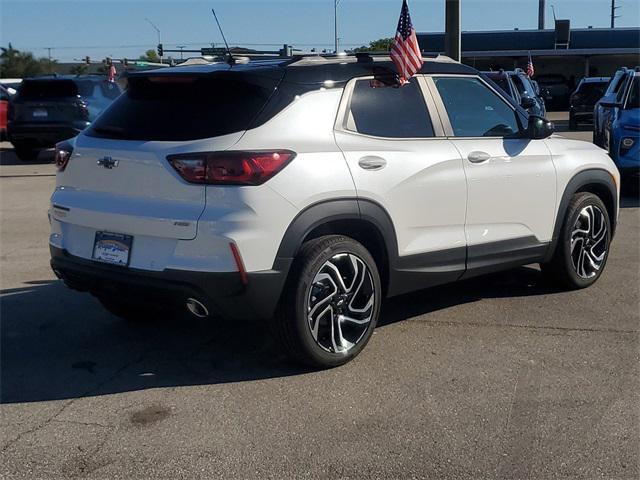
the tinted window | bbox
[18,80,78,99]
[99,82,121,100]
[616,75,631,103]
[88,73,278,141]
[434,77,521,137]
[74,80,96,97]
[348,79,434,138]
[487,75,511,96]
[609,72,626,94]
[626,77,639,109]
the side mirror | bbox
[528,115,554,139]
[520,96,536,109]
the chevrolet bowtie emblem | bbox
[97,156,119,169]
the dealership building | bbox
[418,27,639,79]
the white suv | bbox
[50,54,619,368]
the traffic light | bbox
[157,43,163,57]
[84,56,90,64]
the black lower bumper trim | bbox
[50,246,290,320]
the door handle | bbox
[467,151,491,163]
[358,156,387,170]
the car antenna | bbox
[211,8,234,65]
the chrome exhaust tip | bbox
[185,298,209,318]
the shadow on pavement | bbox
[0,146,55,166]
[1,265,559,404]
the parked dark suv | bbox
[569,77,609,129]
[483,69,546,117]
[8,75,121,161]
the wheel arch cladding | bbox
[274,198,398,294]
[546,168,617,262]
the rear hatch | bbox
[11,79,87,124]
[53,68,284,242]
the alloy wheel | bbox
[570,205,608,279]
[306,253,375,353]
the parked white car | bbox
[49,54,620,367]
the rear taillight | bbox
[54,140,74,172]
[167,150,296,186]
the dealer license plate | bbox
[92,231,132,266]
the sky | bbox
[1,0,639,62]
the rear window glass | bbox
[88,73,279,141]
[18,80,78,99]
[577,81,607,94]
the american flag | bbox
[527,52,535,77]
[390,0,423,84]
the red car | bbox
[0,86,8,140]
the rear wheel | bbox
[541,192,611,289]
[273,235,381,368]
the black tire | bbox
[98,296,174,323]
[272,235,382,368]
[541,192,611,290]
[13,143,40,162]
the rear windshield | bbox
[18,79,79,99]
[88,73,280,141]
[577,81,608,94]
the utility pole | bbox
[538,0,546,30]
[145,17,162,64]
[177,45,185,60]
[444,0,461,62]
[610,0,620,28]
[334,0,341,53]
[45,47,53,72]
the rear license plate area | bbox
[92,231,133,266]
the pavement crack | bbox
[420,318,637,334]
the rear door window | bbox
[347,79,434,138]
[88,73,280,141]
[434,76,521,137]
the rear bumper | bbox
[50,246,290,320]
[8,123,86,147]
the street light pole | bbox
[334,0,340,53]
[145,17,162,64]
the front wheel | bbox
[541,192,611,289]
[273,235,382,368]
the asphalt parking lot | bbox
[1,122,638,479]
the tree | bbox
[0,43,53,77]
[139,49,160,63]
[353,38,394,53]
[69,63,89,75]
